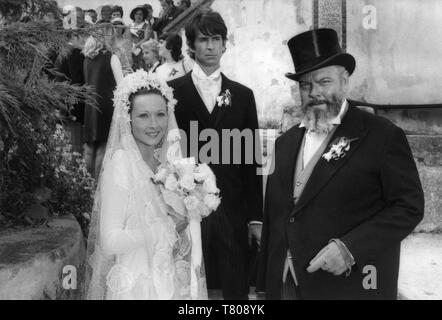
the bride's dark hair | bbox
[128,87,166,114]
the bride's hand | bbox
[167,210,188,233]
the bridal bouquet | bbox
[152,157,221,221]
[152,157,219,299]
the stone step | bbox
[414,164,442,232]
[0,214,85,299]
[407,135,442,232]
[407,135,442,167]
[398,233,442,300]
[209,234,442,300]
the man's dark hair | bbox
[112,5,123,17]
[159,32,183,62]
[86,9,97,14]
[185,9,227,50]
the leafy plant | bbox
[0,0,97,234]
[1,118,95,236]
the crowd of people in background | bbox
[1,0,195,177]
[34,1,195,178]
[56,1,193,75]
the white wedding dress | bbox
[85,72,207,300]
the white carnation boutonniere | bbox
[322,137,359,162]
[216,89,232,108]
[169,68,179,78]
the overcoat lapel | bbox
[212,73,230,129]
[180,72,212,128]
[291,106,369,217]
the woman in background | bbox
[112,17,133,76]
[156,32,192,81]
[142,39,161,75]
[82,24,123,179]
[111,5,123,20]
[129,6,153,71]
[54,33,86,153]
[143,4,158,39]
[96,5,112,23]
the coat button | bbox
[289,218,295,223]
[296,181,301,187]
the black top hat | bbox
[130,6,148,21]
[285,28,356,81]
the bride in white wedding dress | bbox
[85,70,208,300]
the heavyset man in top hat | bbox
[257,28,424,299]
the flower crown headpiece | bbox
[113,70,177,123]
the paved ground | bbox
[398,233,442,300]
[208,233,442,300]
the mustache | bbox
[306,99,331,108]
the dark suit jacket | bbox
[168,72,263,223]
[257,105,424,299]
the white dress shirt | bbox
[299,100,349,168]
[191,63,222,113]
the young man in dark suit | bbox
[257,28,424,300]
[168,9,263,299]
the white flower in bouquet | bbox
[153,167,169,183]
[165,174,179,191]
[193,163,212,182]
[173,157,196,176]
[166,142,182,164]
[203,177,219,194]
[179,174,196,191]
[183,195,200,211]
[203,193,221,211]
[198,200,211,217]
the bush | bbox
[0,0,98,234]
[0,117,95,236]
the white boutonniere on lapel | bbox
[169,68,179,78]
[322,137,359,162]
[216,89,232,108]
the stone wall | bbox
[346,0,442,134]
[211,0,313,127]
[407,135,442,233]
[0,214,85,299]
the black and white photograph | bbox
[0,0,441,304]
